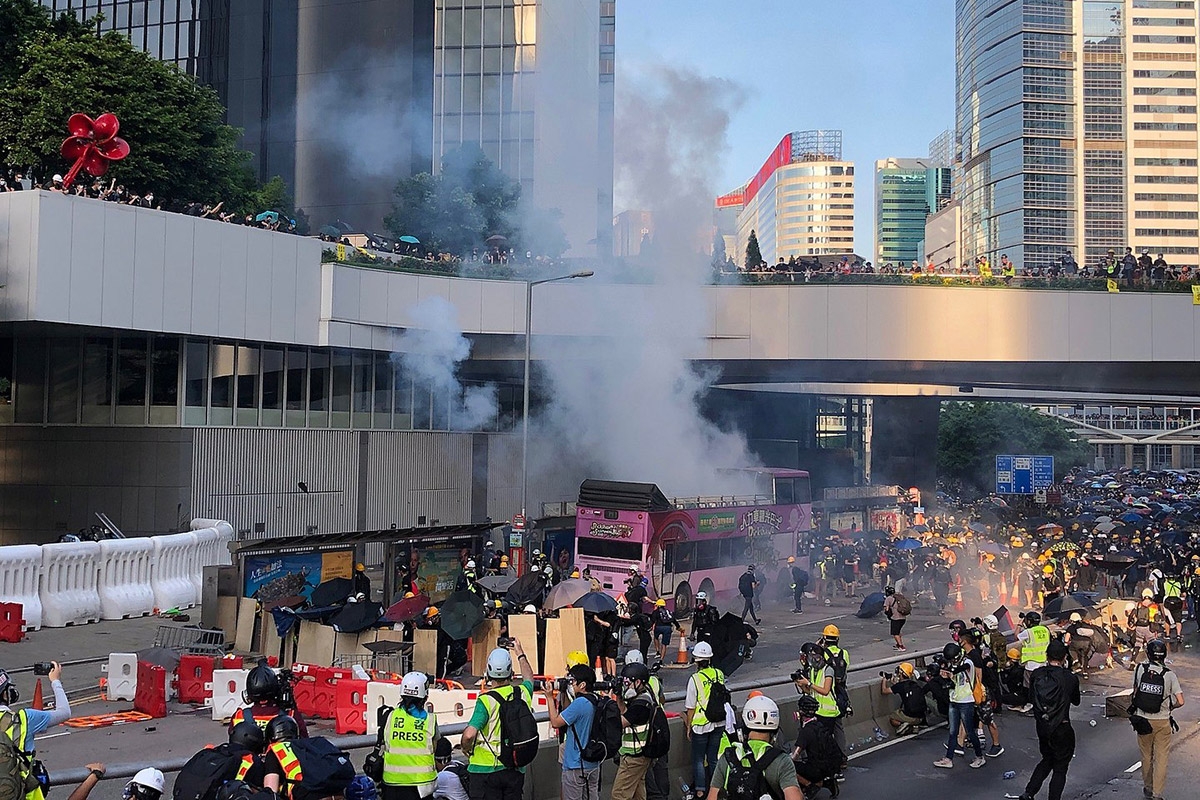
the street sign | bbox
[996,454,1054,495]
[1034,488,1047,505]
[512,514,526,531]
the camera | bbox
[594,680,614,692]
[33,662,53,676]
[790,669,806,682]
[880,671,893,679]
[497,637,514,648]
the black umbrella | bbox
[439,590,485,640]
[319,224,342,238]
[709,612,752,676]
[505,573,547,608]
[854,591,886,619]
[485,234,509,246]
[1090,555,1137,573]
[329,600,383,633]
[476,575,519,594]
[1043,593,1096,620]
[136,647,182,671]
[575,591,617,614]
[310,578,355,608]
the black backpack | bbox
[642,703,672,759]
[574,695,622,763]
[826,650,851,715]
[702,670,731,722]
[799,720,842,777]
[283,738,355,800]
[486,687,539,769]
[174,745,244,800]
[723,745,784,800]
[1131,665,1170,714]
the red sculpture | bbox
[59,113,130,190]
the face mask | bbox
[622,680,638,700]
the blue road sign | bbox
[996,455,1054,495]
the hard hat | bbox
[620,662,650,682]
[523,604,537,614]
[628,566,639,574]
[822,624,840,639]
[982,614,999,630]
[624,650,644,665]
[747,690,764,699]
[741,695,780,731]
[692,641,714,660]
[265,714,299,743]
[345,776,379,800]
[52,174,62,183]
[1069,612,1082,622]
[356,563,365,572]
[1142,588,1154,599]
[787,556,796,563]
[529,564,541,574]
[897,662,914,678]
[1007,646,1021,660]
[486,541,494,548]
[486,648,514,679]
[532,549,541,556]
[884,586,895,596]
[1043,565,1054,574]
[426,606,440,617]
[491,599,503,609]
[228,720,266,752]
[567,650,589,668]
[1023,610,1042,626]
[243,664,281,703]
[1146,639,1168,663]
[695,591,708,602]
[655,598,666,607]
[400,671,429,699]
[500,555,510,565]
[570,569,581,578]
[942,642,962,662]
[403,592,415,599]
[128,769,165,799]
[466,560,476,570]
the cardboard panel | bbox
[259,612,283,663]
[334,631,364,662]
[217,596,239,641]
[234,597,257,653]
[295,620,336,666]
[507,614,540,674]
[472,618,501,672]
[544,608,587,677]
[413,628,438,675]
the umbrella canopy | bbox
[319,225,343,238]
[137,647,182,671]
[1047,540,1077,553]
[1095,516,1113,524]
[854,591,887,619]
[1037,523,1064,534]
[1159,530,1190,547]
[505,573,547,608]
[1090,555,1137,573]
[710,612,753,676]
[477,575,519,595]
[398,235,420,244]
[910,524,929,533]
[968,522,988,533]
[543,578,594,610]
[384,593,430,623]
[1095,521,1118,533]
[575,591,618,614]
[976,542,1007,556]
[255,210,279,223]
[329,601,383,633]
[310,578,355,608]
[1043,593,1097,620]
[893,538,924,550]
[485,234,509,245]
[439,590,485,640]
[1120,512,1145,523]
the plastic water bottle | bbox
[1003,771,1017,780]
[680,780,691,798]
[873,726,887,742]
[1089,719,1097,727]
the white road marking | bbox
[1125,761,1142,772]
[784,613,850,630]
[846,722,949,761]
[39,731,71,740]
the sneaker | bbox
[896,722,912,735]
[933,758,954,769]
[1143,788,1154,799]
[987,745,1005,758]
[953,747,965,756]
[896,645,907,651]
[1015,703,1033,713]
[969,757,986,769]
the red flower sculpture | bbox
[59,113,130,190]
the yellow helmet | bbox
[1007,647,1021,660]
[425,606,440,618]
[356,563,366,572]
[566,650,589,668]
[787,556,796,564]
[500,555,509,565]
[897,662,914,677]
[1043,565,1054,574]
[570,569,581,578]
[823,624,840,638]
[403,591,415,599]
[655,598,666,607]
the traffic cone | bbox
[32,679,43,710]
[676,634,689,665]
[594,657,604,682]
[954,586,964,613]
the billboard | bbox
[244,550,354,601]
[996,455,1054,494]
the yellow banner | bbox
[1107,279,1119,293]
[335,243,347,261]
[322,550,354,581]
[1193,285,1200,305]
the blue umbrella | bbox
[398,235,420,244]
[1120,512,1144,523]
[894,538,924,550]
[255,210,279,223]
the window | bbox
[330,350,352,414]
[149,336,179,424]
[262,347,284,411]
[664,541,695,573]
[117,338,147,406]
[774,478,795,504]
[695,540,722,570]
[373,354,393,417]
[47,340,79,424]
[577,537,643,562]
[286,349,306,412]
[308,351,329,413]
[236,345,259,410]
[210,344,234,409]
[184,340,208,410]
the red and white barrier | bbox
[365,680,404,735]
[151,532,199,610]
[39,541,102,627]
[97,538,155,620]
[0,545,42,630]
[210,668,250,721]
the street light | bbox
[521,270,594,522]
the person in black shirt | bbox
[1019,641,1080,800]
[690,592,720,644]
[881,663,927,733]
[738,566,760,624]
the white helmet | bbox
[486,541,494,548]
[742,695,780,731]
[129,768,166,795]
[400,671,429,699]
[532,549,541,557]
[486,647,513,679]
[695,591,708,602]
[625,650,645,665]
[693,641,714,660]
[466,560,476,570]
[982,614,999,631]
[523,604,537,614]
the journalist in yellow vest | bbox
[381,672,439,800]
[461,640,536,800]
[0,663,72,800]
[706,695,802,800]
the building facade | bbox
[874,158,952,267]
[725,131,855,266]
[956,0,1200,273]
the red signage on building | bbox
[743,134,794,205]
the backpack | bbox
[1131,665,1169,714]
[825,650,851,715]
[642,703,672,759]
[283,738,355,800]
[701,670,731,723]
[0,711,35,800]
[486,687,539,769]
[799,719,842,776]
[738,572,756,598]
[573,695,621,763]
[970,662,987,706]
[793,569,810,588]
[1133,605,1151,627]
[174,745,243,800]
[723,745,784,800]
[892,594,912,616]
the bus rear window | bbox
[795,475,812,503]
[577,537,644,562]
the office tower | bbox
[928,128,956,168]
[875,158,952,267]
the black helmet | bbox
[942,642,962,662]
[229,720,266,752]
[243,664,281,704]
[215,782,254,800]
[884,586,896,596]
[265,714,300,743]
[0,670,17,705]
[620,662,651,682]
[948,619,966,632]
[1146,639,1168,663]
[800,642,827,667]
[1023,610,1042,627]
[796,695,820,717]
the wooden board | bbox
[217,596,239,641]
[259,612,283,663]
[295,620,336,666]
[507,614,540,674]
[472,619,501,672]
[413,628,438,675]
[334,632,364,662]
[544,607,587,677]
[234,597,257,653]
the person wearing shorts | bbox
[883,586,909,651]
[650,599,680,664]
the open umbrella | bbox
[710,612,753,676]
[543,578,594,610]
[136,647,182,671]
[329,600,383,633]
[968,522,988,534]
[485,234,509,246]
[893,538,924,550]
[976,542,1008,556]
[911,524,929,533]
[1047,540,1077,553]
[505,573,547,608]
[439,590,485,640]
[854,591,887,619]
[255,210,279,223]
[1043,593,1097,620]
[476,574,519,595]
[384,593,430,623]
[1037,523,1064,535]
[1120,512,1145,524]
[319,224,342,238]
[398,235,420,244]
[575,591,617,614]
[1095,516,1113,524]
[1090,555,1137,573]
[310,578,355,608]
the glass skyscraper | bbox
[874,159,952,267]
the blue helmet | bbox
[345,776,378,800]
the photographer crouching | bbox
[880,663,928,735]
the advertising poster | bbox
[244,550,354,601]
[869,509,903,535]
[408,543,471,604]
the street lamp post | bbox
[521,270,594,522]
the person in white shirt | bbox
[433,738,469,800]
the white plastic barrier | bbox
[39,541,102,627]
[97,539,156,620]
[102,653,139,701]
[191,518,236,557]
[152,532,199,610]
[365,681,404,735]
[0,545,44,630]
[211,668,250,721]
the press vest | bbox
[267,742,303,799]
[1021,625,1050,665]
[690,667,724,728]
[382,706,438,789]
[619,694,655,756]
[809,667,839,718]
[468,683,532,771]
[723,740,785,794]
[1,709,40,800]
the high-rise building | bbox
[40,1,436,232]
[928,128,956,168]
[956,0,1200,273]
[433,0,613,257]
[724,131,855,266]
[874,158,952,267]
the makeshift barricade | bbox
[97,538,155,620]
[364,680,404,735]
[177,654,216,704]
[0,545,42,630]
[102,653,139,701]
[334,678,369,735]
[133,662,168,719]
[151,532,198,610]
[39,541,101,627]
[0,603,23,643]
[311,666,354,719]
[210,668,250,721]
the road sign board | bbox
[1034,488,1048,505]
[996,455,1054,495]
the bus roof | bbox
[577,480,674,511]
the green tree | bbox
[745,229,762,269]
[937,401,1091,495]
[0,0,86,86]
[711,230,727,268]
[385,171,484,255]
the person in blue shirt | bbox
[543,665,600,800]
[1,662,72,800]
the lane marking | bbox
[784,613,850,631]
[1125,761,1141,773]
[39,731,71,740]
[847,722,949,761]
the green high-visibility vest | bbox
[690,667,724,728]
[1021,625,1050,664]
[723,740,784,792]
[1164,579,1183,599]
[468,684,532,771]
[382,706,438,788]
[809,667,839,718]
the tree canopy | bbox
[385,143,568,257]
[745,229,762,269]
[937,401,1092,496]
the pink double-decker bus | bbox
[573,469,812,615]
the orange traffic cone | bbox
[32,678,43,710]
[954,586,964,613]
[594,657,604,682]
[676,634,690,665]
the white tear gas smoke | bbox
[393,297,498,431]
[529,65,760,500]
